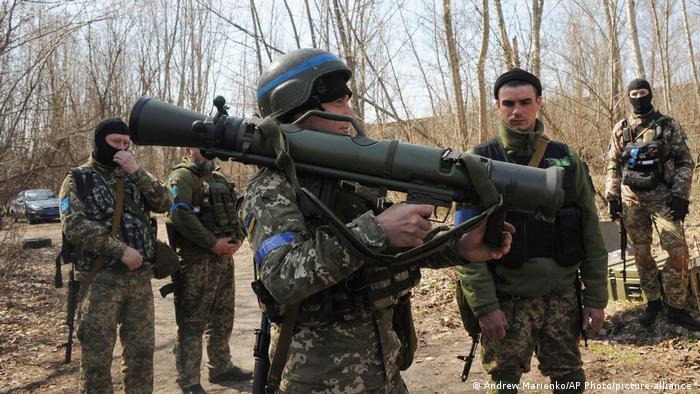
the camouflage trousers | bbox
[76,268,154,394]
[622,199,690,308]
[481,287,584,393]
[174,253,236,389]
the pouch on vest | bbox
[621,141,662,191]
[554,206,584,266]
[498,213,528,269]
[393,293,417,371]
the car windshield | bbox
[25,190,56,201]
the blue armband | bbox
[169,201,192,214]
[255,232,296,268]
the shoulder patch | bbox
[60,196,70,214]
[169,179,178,198]
[245,212,256,235]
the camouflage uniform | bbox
[241,168,466,393]
[459,121,609,393]
[605,112,694,308]
[167,159,246,389]
[60,157,172,393]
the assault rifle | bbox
[252,312,272,394]
[55,236,79,364]
[64,267,79,363]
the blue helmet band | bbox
[257,53,340,100]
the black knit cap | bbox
[627,78,652,94]
[493,68,542,99]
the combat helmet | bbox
[256,48,352,121]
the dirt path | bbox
[2,220,700,393]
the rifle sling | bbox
[76,178,125,303]
[266,301,300,391]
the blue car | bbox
[9,189,60,224]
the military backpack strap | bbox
[76,177,125,303]
[527,134,550,167]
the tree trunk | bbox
[493,0,514,69]
[681,0,700,114]
[603,0,623,123]
[626,0,646,78]
[650,0,671,111]
[530,0,544,76]
[304,0,317,48]
[477,0,490,143]
[443,0,469,147]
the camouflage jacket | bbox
[59,157,172,272]
[605,110,694,203]
[241,167,465,392]
[459,121,609,318]
[167,159,245,259]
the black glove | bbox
[608,198,622,221]
[668,196,689,221]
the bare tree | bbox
[603,0,623,123]
[493,0,515,69]
[626,0,646,78]
[443,0,469,146]
[681,0,700,114]
[530,0,544,76]
[650,0,672,110]
[477,0,490,142]
[283,0,301,49]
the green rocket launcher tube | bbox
[130,96,563,262]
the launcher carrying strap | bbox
[257,117,503,266]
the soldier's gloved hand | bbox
[121,246,144,271]
[376,203,432,247]
[668,196,689,221]
[457,220,514,262]
[211,237,233,255]
[113,150,140,174]
[608,197,622,221]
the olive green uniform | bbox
[459,121,608,393]
[167,160,246,389]
[60,157,172,394]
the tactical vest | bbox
[620,115,670,191]
[260,176,420,324]
[472,138,584,268]
[68,167,156,272]
[188,171,241,238]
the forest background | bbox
[1,0,699,207]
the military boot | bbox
[209,366,253,383]
[639,299,663,326]
[182,384,207,394]
[666,306,700,331]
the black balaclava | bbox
[627,78,654,115]
[92,117,129,167]
[281,72,352,122]
[493,68,542,99]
